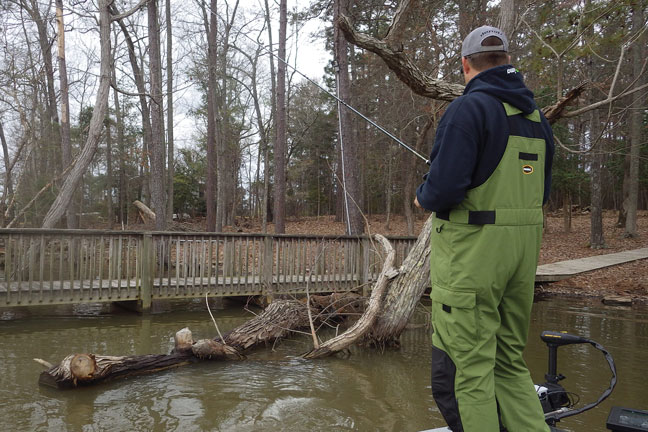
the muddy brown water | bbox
[0,297,646,432]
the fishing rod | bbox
[238,29,430,165]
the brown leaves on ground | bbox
[538,210,648,302]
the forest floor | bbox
[140,209,648,303]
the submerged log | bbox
[38,351,197,389]
[37,327,235,389]
[36,230,431,388]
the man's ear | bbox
[461,57,470,75]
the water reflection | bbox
[0,298,646,431]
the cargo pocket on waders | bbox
[431,284,478,352]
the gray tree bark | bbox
[262,0,277,233]
[166,0,175,222]
[55,0,77,229]
[215,0,240,230]
[147,0,167,230]
[589,108,605,249]
[111,55,127,225]
[41,0,112,229]
[335,0,363,235]
[204,0,218,232]
[623,0,645,238]
[498,0,516,43]
[273,0,287,233]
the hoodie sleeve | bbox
[416,98,480,212]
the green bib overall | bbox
[430,103,550,432]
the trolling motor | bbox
[536,331,618,428]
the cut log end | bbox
[174,328,194,352]
[70,354,96,380]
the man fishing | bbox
[415,26,554,431]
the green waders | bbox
[430,103,550,432]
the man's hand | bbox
[414,196,422,209]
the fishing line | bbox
[237,28,430,165]
[335,62,353,235]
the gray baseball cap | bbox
[461,25,508,57]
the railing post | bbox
[360,237,370,297]
[140,233,153,313]
[262,236,274,303]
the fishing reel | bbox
[536,331,617,428]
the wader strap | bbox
[435,208,543,226]
[437,210,495,225]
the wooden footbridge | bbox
[0,229,417,312]
[1,228,645,312]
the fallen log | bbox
[35,296,349,388]
[36,327,237,389]
[35,232,425,388]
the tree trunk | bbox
[112,9,153,206]
[111,58,127,225]
[106,118,114,227]
[335,0,363,235]
[589,108,605,249]
[562,191,571,232]
[498,0,516,44]
[41,0,112,229]
[403,115,433,236]
[166,0,174,223]
[273,0,287,233]
[147,0,167,231]
[215,1,240,231]
[204,0,218,232]
[262,0,277,233]
[0,120,14,224]
[623,0,645,238]
[55,0,78,229]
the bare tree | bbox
[204,0,218,231]
[623,0,646,238]
[334,0,363,234]
[41,0,112,229]
[148,0,167,230]
[166,0,175,222]
[273,0,287,233]
[55,0,77,229]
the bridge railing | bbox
[0,229,418,309]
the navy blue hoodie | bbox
[416,65,554,212]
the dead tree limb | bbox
[133,199,156,224]
[369,215,433,344]
[337,15,464,102]
[303,234,396,359]
[338,14,594,124]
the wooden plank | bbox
[536,248,648,282]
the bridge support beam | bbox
[139,233,153,314]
